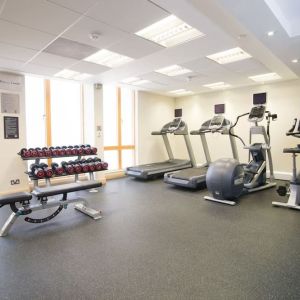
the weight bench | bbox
[0,181,102,237]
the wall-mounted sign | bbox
[1,93,20,114]
[0,72,23,92]
[4,116,19,139]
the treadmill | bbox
[164,104,239,189]
[126,109,196,179]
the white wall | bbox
[136,91,176,164]
[0,72,28,194]
[175,79,300,178]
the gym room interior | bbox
[0,0,299,299]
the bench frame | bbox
[0,186,101,237]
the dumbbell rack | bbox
[20,152,103,189]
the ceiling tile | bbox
[47,0,99,13]
[44,37,99,60]
[21,63,61,77]
[0,20,55,50]
[109,35,163,59]
[70,61,109,74]
[0,42,38,62]
[87,0,168,33]
[63,16,129,49]
[0,57,24,72]
[30,52,78,69]
[0,0,81,35]
[223,58,270,75]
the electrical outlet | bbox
[10,179,20,185]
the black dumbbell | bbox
[68,160,82,174]
[51,162,64,176]
[40,163,54,178]
[36,147,45,157]
[30,164,45,179]
[61,161,75,175]
[20,148,31,158]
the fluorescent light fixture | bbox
[248,72,281,82]
[207,47,251,64]
[84,49,133,68]
[54,69,80,79]
[169,89,194,96]
[54,69,92,81]
[156,65,192,76]
[131,79,150,85]
[203,82,231,89]
[122,77,140,84]
[292,59,299,63]
[73,73,92,80]
[135,15,205,47]
[267,31,275,36]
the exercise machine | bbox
[126,109,196,179]
[273,118,300,210]
[0,181,102,237]
[164,104,239,189]
[204,93,277,205]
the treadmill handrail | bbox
[151,131,162,135]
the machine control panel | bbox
[248,105,266,123]
[209,115,225,131]
[168,118,183,132]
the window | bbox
[103,86,136,170]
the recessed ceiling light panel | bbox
[73,73,92,81]
[156,65,192,76]
[122,77,140,84]
[203,82,231,89]
[135,15,205,47]
[84,49,133,68]
[249,72,281,82]
[169,89,194,96]
[54,69,80,79]
[132,80,150,85]
[207,47,252,64]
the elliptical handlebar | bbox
[286,118,300,138]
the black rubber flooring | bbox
[0,177,299,299]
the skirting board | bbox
[267,171,291,181]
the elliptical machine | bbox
[204,93,277,205]
[273,118,300,210]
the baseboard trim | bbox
[267,171,291,181]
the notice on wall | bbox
[1,93,20,114]
[4,116,19,139]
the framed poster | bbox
[4,116,19,139]
[1,93,20,114]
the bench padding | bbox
[0,192,32,206]
[31,181,102,198]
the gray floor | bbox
[0,177,300,300]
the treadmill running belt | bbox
[171,167,208,180]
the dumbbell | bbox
[36,147,45,157]
[51,162,64,176]
[65,146,73,156]
[77,159,89,173]
[75,145,84,155]
[61,161,75,175]
[20,148,31,158]
[42,147,52,157]
[39,163,54,178]
[29,148,38,157]
[91,147,97,155]
[30,163,45,179]
[82,145,92,155]
[55,146,66,156]
[93,158,103,171]
[86,158,96,172]
[68,160,82,174]
[101,161,108,170]
[49,146,59,157]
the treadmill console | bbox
[248,105,266,123]
[168,118,182,131]
[209,115,225,131]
